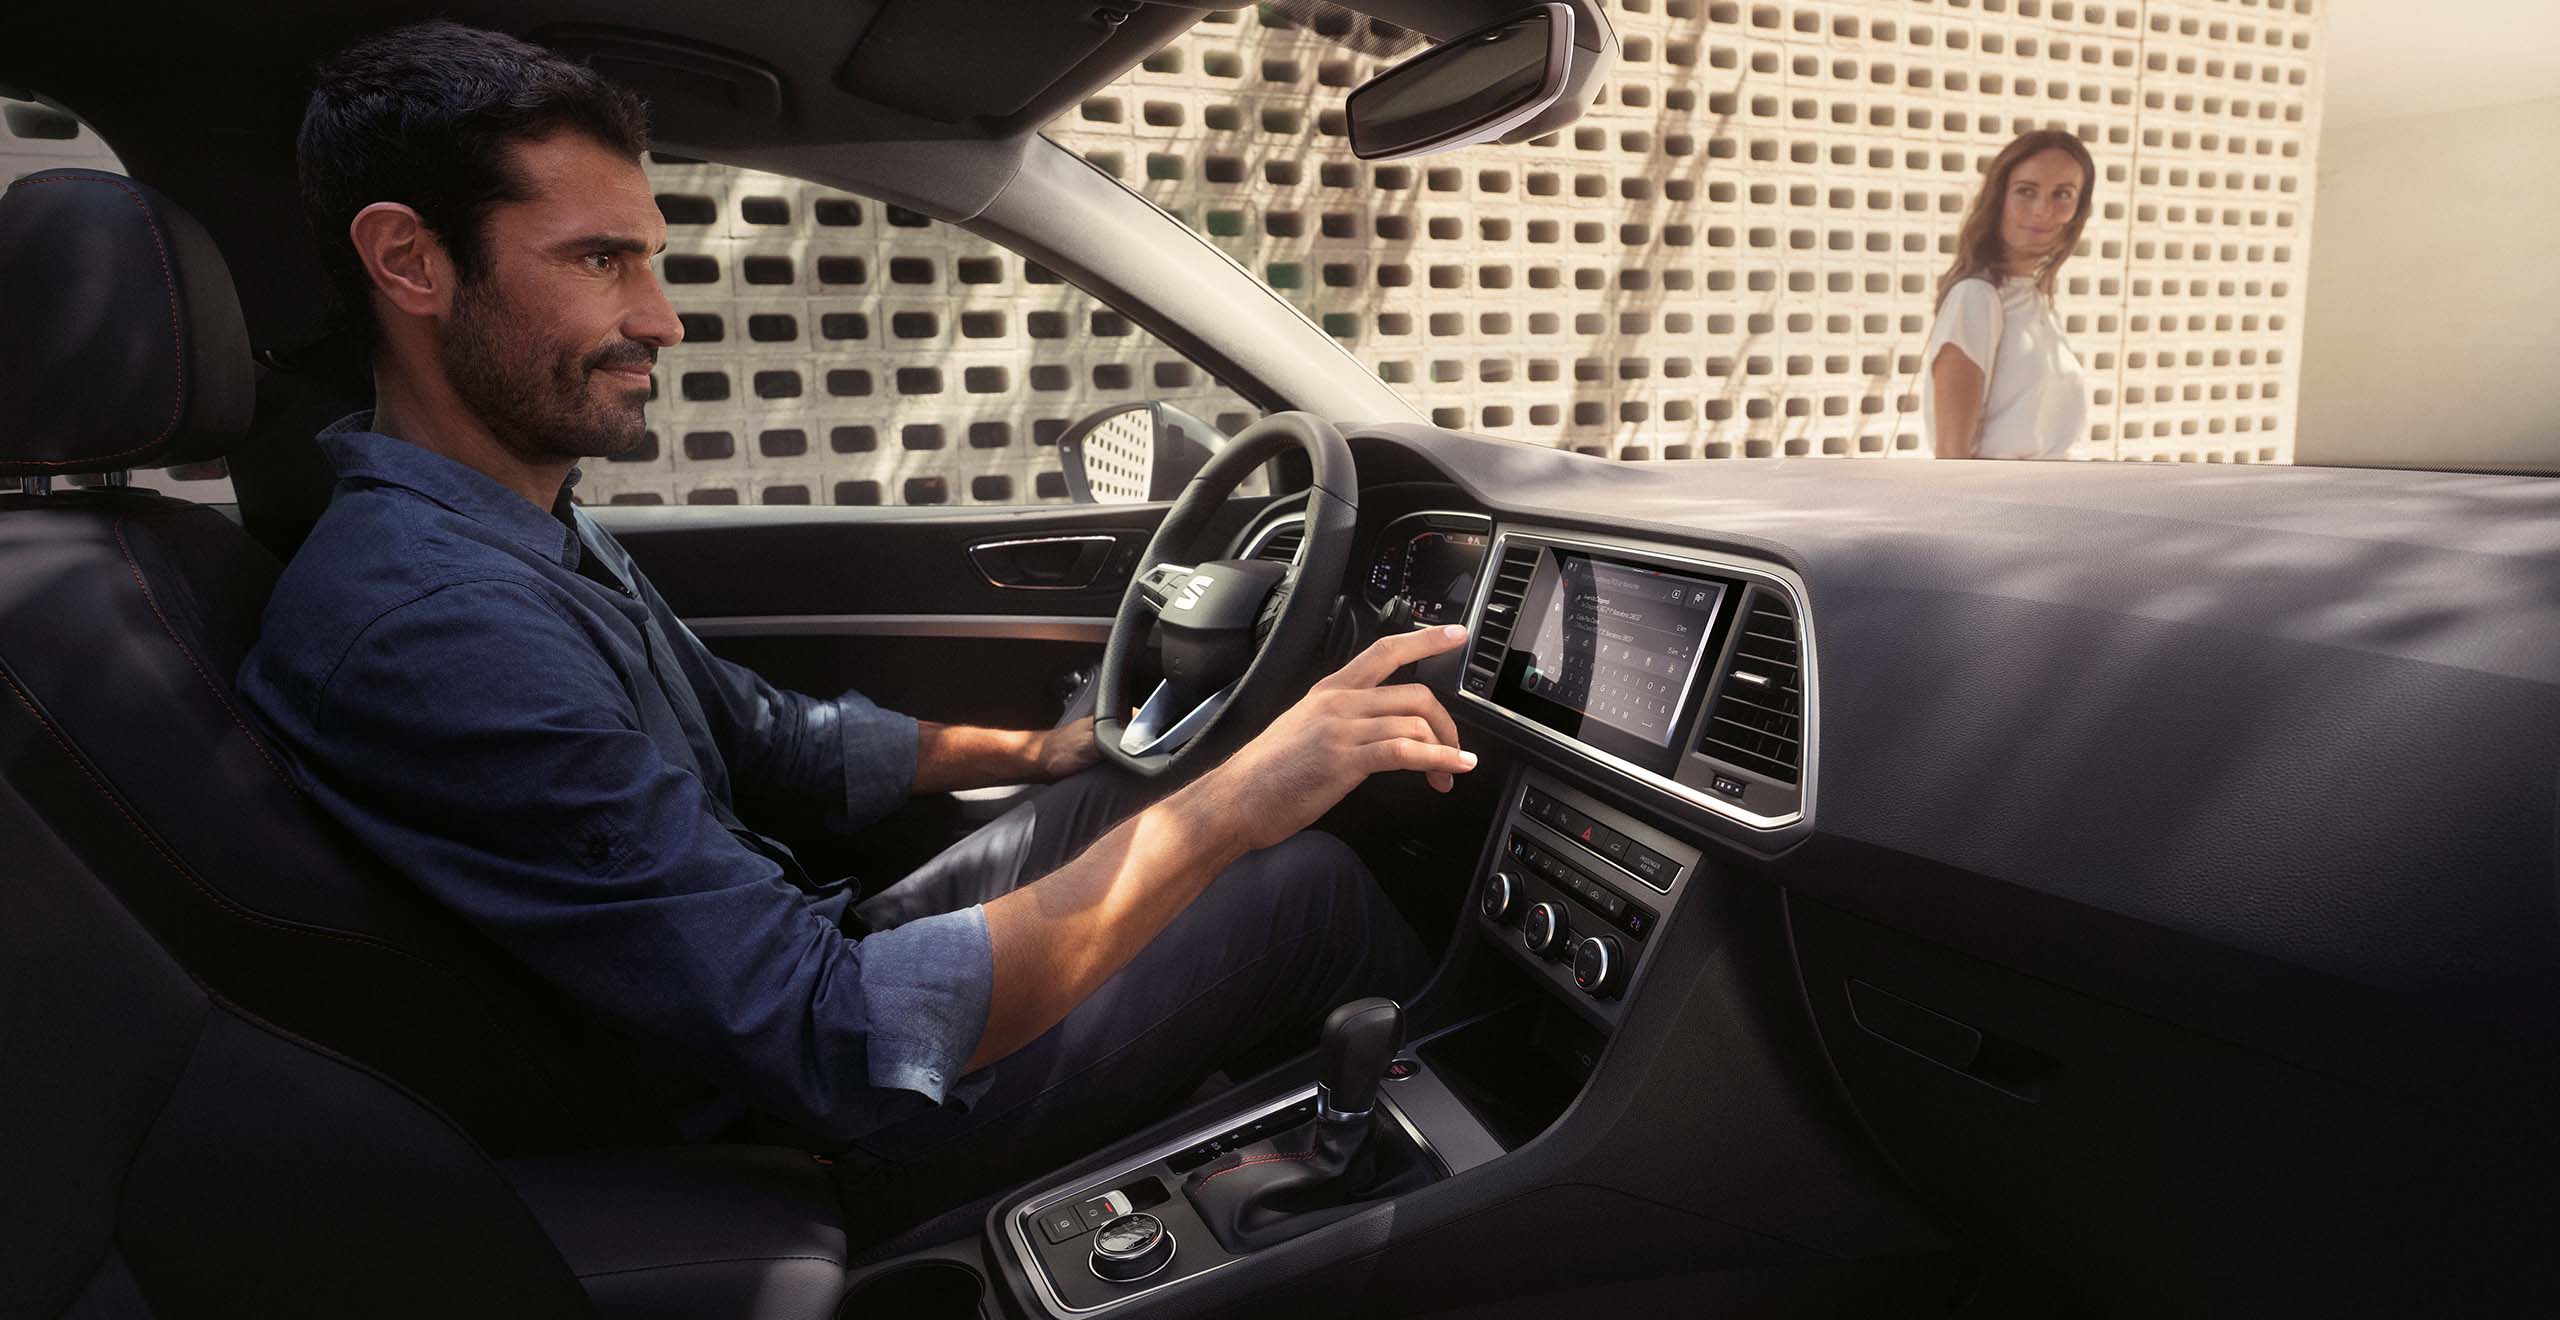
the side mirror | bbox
[1346,4,1576,162]
[1056,401,1227,504]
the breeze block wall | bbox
[7,0,2329,509]
[612,0,2324,507]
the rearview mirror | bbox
[1346,4,1574,162]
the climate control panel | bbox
[1476,771,1703,1027]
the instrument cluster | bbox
[1363,512,1493,626]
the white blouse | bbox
[1922,275,2088,460]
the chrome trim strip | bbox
[1457,528,1816,832]
[1008,1087,1322,1317]
[1235,511,1307,563]
[1119,678,1236,756]
[968,534,1122,591]
[681,613,1112,643]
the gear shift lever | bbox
[1185,998,1431,1253]
[1316,997,1403,1121]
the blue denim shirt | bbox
[237,416,993,1139]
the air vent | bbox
[1250,520,1304,564]
[1465,543,1540,688]
[1697,587,1803,785]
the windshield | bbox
[1047,1,2559,474]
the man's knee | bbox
[1218,829,1369,935]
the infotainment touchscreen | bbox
[1507,551,1725,747]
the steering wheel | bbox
[1095,412,1357,778]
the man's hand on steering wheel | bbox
[1033,716,1101,781]
[1185,625,1477,855]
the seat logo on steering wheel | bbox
[1171,573,1215,612]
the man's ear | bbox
[348,202,454,321]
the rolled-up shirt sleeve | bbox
[853,905,994,1100]
[294,578,985,1135]
[652,580,917,832]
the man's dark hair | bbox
[298,21,650,348]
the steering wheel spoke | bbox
[1134,561,1200,614]
[1119,679,1236,756]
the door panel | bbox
[592,499,1274,884]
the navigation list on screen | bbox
[1516,553,1724,747]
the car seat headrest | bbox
[0,168,254,476]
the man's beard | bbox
[441,276,653,465]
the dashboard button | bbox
[1628,847,1676,887]
[1591,827,1632,864]
[1621,905,1655,939]
[1078,1192,1132,1229]
[1039,1206,1087,1244]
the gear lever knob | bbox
[1316,997,1403,1120]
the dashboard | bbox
[1193,426,2560,1316]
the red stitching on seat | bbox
[110,514,299,795]
[6,173,188,466]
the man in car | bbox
[238,20,1475,1215]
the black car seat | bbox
[1,775,597,1319]
[0,167,703,1154]
[2,770,859,1320]
[0,166,865,1320]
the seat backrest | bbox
[0,776,595,1319]
[0,169,701,1153]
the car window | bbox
[1044,2,2557,475]
[3,93,240,501]
[611,154,1258,508]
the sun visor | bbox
[839,0,1163,124]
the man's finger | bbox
[1334,683,1462,753]
[1320,624,1469,692]
[1363,737,1478,778]
[1343,714,1441,749]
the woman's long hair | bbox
[1937,130,2096,304]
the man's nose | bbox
[630,267,684,349]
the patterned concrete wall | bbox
[614,0,2325,505]
[9,0,2327,508]
[588,158,1256,507]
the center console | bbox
[1479,771,1702,1028]
[999,1005,1506,1314]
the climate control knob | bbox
[1522,901,1564,957]
[1571,935,1623,996]
[1481,871,1518,924]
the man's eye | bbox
[585,252,618,271]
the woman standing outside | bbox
[1925,130,2097,459]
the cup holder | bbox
[837,1259,984,1319]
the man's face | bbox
[438,132,680,465]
